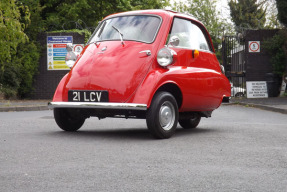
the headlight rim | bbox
[157,47,177,67]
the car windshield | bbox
[88,15,161,44]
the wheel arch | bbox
[151,83,183,109]
[52,73,69,102]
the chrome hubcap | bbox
[159,101,175,131]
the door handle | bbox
[139,50,151,56]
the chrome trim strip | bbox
[48,102,147,111]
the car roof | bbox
[104,9,201,24]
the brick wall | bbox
[31,32,85,99]
[245,29,279,81]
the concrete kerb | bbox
[0,105,48,112]
[225,102,287,115]
[0,99,50,112]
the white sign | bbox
[280,80,286,96]
[249,41,260,53]
[247,81,268,98]
[73,44,84,56]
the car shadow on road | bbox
[45,126,217,141]
[47,128,152,141]
[175,127,218,137]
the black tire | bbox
[54,108,85,131]
[146,92,178,139]
[179,114,201,129]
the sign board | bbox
[47,36,73,70]
[249,41,260,53]
[280,78,286,96]
[73,44,84,56]
[246,81,268,98]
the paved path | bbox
[0,97,287,114]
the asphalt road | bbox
[0,105,287,192]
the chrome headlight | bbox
[157,47,177,67]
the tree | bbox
[274,0,287,81]
[228,0,267,33]
[40,0,169,32]
[0,0,30,97]
[0,0,28,68]
[264,0,281,29]
[263,30,287,77]
[276,0,287,27]
[131,0,169,10]
[20,0,45,40]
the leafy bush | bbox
[0,1,41,99]
[263,30,287,78]
[0,41,40,99]
[17,41,41,98]
[0,0,28,98]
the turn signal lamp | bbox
[192,49,199,59]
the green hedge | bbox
[263,30,287,78]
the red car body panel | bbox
[52,10,230,112]
[65,41,157,102]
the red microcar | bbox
[48,10,231,139]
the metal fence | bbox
[222,36,246,97]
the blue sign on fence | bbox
[47,36,73,44]
[47,36,73,70]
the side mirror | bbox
[168,36,180,47]
[66,43,73,52]
[65,44,77,69]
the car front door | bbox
[167,17,223,111]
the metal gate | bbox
[222,36,246,97]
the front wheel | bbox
[146,92,179,139]
[54,108,85,131]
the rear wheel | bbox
[179,114,201,129]
[54,108,85,131]
[146,92,178,139]
[235,92,244,97]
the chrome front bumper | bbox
[48,102,147,111]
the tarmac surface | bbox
[0,97,287,114]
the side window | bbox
[168,18,211,51]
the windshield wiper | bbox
[112,25,124,46]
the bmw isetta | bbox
[48,10,231,139]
